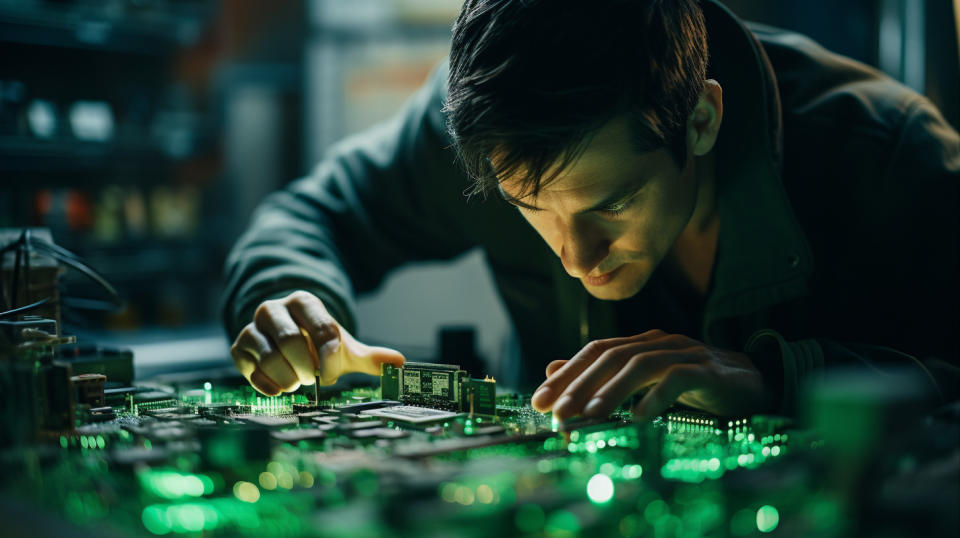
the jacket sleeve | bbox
[746,97,960,415]
[221,62,475,340]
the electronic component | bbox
[380,362,497,415]
[361,405,459,424]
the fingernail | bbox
[583,398,603,416]
[553,395,572,415]
[531,387,552,407]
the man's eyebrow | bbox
[497,184,541,210]
[497,182,644,213]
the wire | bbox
[0,298,52,320]
[0,230,125,315]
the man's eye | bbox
[598,200,629,216]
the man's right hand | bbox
[230,290,405,396]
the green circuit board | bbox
[0,374,841,538]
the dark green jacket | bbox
[222,1,959,413]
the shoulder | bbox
[749,22,926,141]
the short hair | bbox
[445,0,708,198]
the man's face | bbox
[498,116,700,300]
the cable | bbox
[0,230,125,315]
[0,298,52,320]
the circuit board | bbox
[0,368,830,538]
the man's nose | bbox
[558,217,609,277]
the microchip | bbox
[361,405,458,424]
[237,415,299,428]
[270,428,328,443]
[337,400,402,413]
[334,420,385,433]
[352,427,410,439]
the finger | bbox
[531,334,652,411]
[545,360,567,378]
[551,347,633,420]
[250,369,282,396]
[633,364,707,422]
[240,325,301,392]
[287,294,339,355]
[349,345,406,376]
[533,331,682,413]
[582,348,694,418]
[254,302,316,385]
[336,328,405,377]
[552,337,695,420]
[230,346,257,382]
[233,327,287,395]
[286,294,343,381]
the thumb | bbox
[338,328,406,377]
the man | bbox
[223,0,959,422]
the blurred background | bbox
[1,0,957,383]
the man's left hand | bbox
[530,329,772,421]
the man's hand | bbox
[530,329,770,421]
[230,291,405,395]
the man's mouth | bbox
[583,266,621,286]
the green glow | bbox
[233,481,260,503]
[623,464,643,479]
[545,510,580,536]
[586,473,614,504]
[139,470,211,500]
[644,499,669,524]
[96,435,105,449]
[142,505,171,535]
[203,381,212,391]
[174,504,205,532]
[515,504,546,532]
[59,436,68,448]
[757,505,779,533]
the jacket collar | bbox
[702,0,814,327]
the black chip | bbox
[271,428,328,443]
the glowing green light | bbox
[203,382,212,391]
[142,505,171,535]
[771,446,782,457]
[757,505,780,533]
[545,510,580,535]
[59,436,68,449]
[233,481,260,503]
[516,504,546,532]
[96,435,105,449]
[586,473,614,504]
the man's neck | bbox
[665,151,720,297]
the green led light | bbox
[515,503,546,532]
[142,505,172,535]
[757,505,780,533]
[203,382,212,391]
[546,510,580,535]
[233,481,260,503]
[586,473,614,504]
[59,436,68,449]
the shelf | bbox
[0,134,206,174]
[0,3,213,55]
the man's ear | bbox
[687,79,723,157]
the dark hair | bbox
[445,0,708,197]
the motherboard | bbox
[1,353,956,538]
